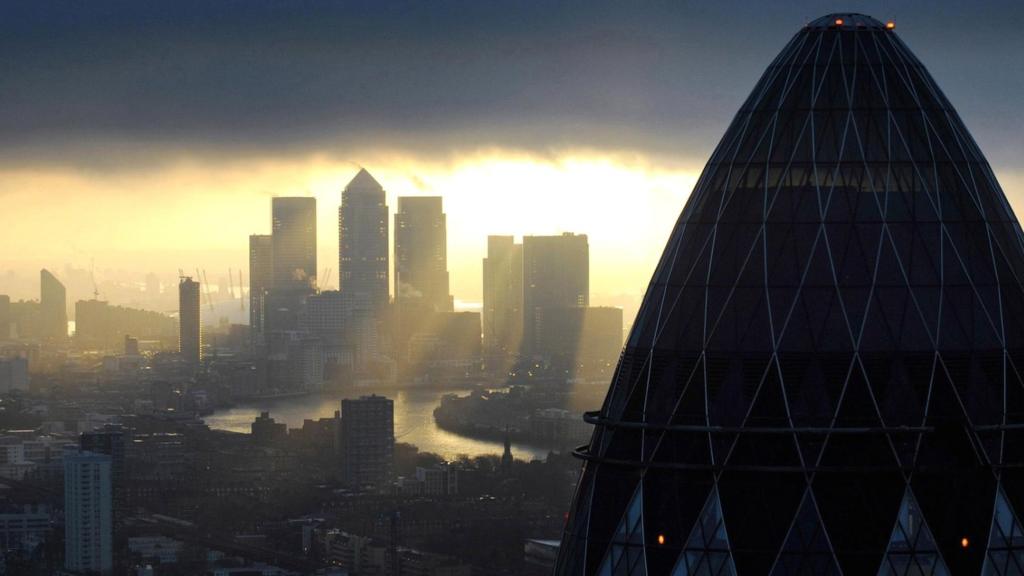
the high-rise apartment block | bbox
[178,277,201,365]
[341,395,394,489]
[64,449,113,575]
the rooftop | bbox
[807,13,892,30]
[345,167,383,192]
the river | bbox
[202,388,553,461]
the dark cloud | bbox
[2,0,1023,169]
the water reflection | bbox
[203,388,552,461]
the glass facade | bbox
[556,13,1024,575]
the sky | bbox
[2,0,1023,320]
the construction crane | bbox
[202,269,214,312]
[238,270,245,311]
[90,258,99,300]
[197,269,214,312]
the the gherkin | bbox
[556,13,1024,576]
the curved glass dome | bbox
[555,13,1024,576]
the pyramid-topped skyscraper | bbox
[339,168,389,314]
[556,14,1024,575]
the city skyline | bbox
[5,2,1023,314]
[0,4,1022,575]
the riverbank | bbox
[202,388,553,461]
[432,387,593,452]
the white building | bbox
[65,449,113,575]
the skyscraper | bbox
[39,268,66,340]
[341,394,394,489]
[80,424,127,546]
[178,276,201,365]
[248,234,273,340]
[395,196,451,312]
[557,14,1024,575]
[482,236,523,361]
[339,169,389,314]
[522,233,588,356]
[80,425,126,496]
[64,449,112,575]
[271,197,317,292]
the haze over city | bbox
[3,2,1024,575]
[3,1,1023,315]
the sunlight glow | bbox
[0,150,698,312]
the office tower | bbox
[301,290,362,376]
[534,306,623,365]
[339,169,389,314]
[405,311,482,369]
[64,449,112,575]
[0,294,9,340]
[522,233,588,356]
[39,269,67,340]
[301,290,351,343]
[482,236,523,361]
[557,14,1024,575]
[395,196,451,312]
[271,197,317,292]
[265,335,325,392]
[178,277,201,365]
[341,395,394,489]
[248,234,273,340]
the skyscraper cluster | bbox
[242,167,623,392]
[483,233,623,375]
